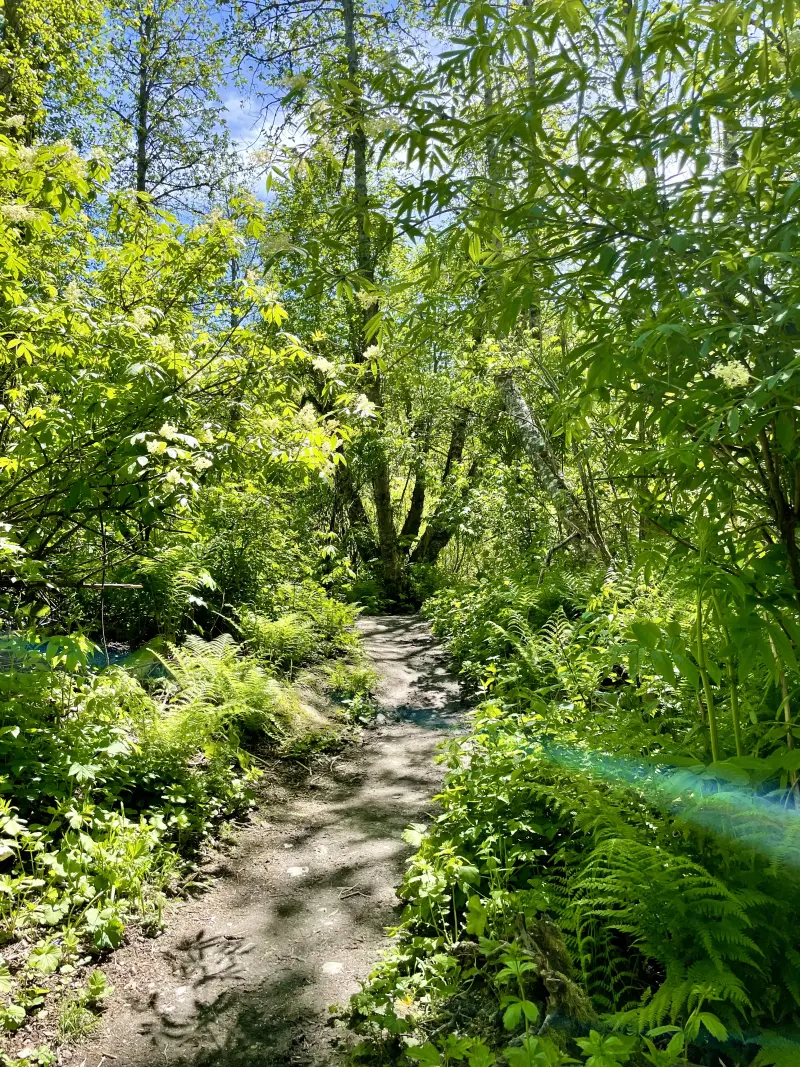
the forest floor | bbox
[68,616,463,1067]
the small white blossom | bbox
[0,145,10,160]
[88,146,108,162]
[52,138,80,167]
[711,361,750,388]
[355,289,379,309]
[147,439,166,454]
[159,422,178,441]
[0,203,36,224]
[63,281,82,304]
[132,307,151,330]
[363,117,400,139]
[352,393,377,419]
[313,356,336,376]
[17,145,38,172]
[3,115,25,130]
[362,344,380,362]
[280,73,309,91]
[193,456,212,471]
[153,333,174,354]
[165,469,182,486]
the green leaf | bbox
[697,1012,728,1041]
[465,895,488,936]
[503,1000,523,1030]
[407,1043,443,1065]
[27,941,61,975]
[468,1044,496,1067]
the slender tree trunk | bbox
[696,590,721,763]
[411,459,479,566]
[136,13,153,197]
[340,0,405,602]
[342,0,371,303]
[497,371,611,563]
[399,421,431,548]
[407,409,472,564]
[758,428,800,607]
[621,0,658,190]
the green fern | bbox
[751,1033,800,1067]
[161,634,299,751]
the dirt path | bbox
[71,616,461,1067]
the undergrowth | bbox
[347,569,800,1067]
[0,584,371,1063]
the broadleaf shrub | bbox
[348,569,800,1066]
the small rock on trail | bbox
[72,615,462,1067]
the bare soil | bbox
[69,615,462,1067]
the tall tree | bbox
[100,0,235,208]
[0,0,102,138]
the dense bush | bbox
[348,571,800,1067]
[239,582,359,670]
[0,594,365,1049]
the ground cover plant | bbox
[347,572,800,1066]
[4,0,800,1061]
[0,589,370,1061]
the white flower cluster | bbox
[153,333,174,354]
[132,307,151,330]
[17,146,38,173]
[3,115,25,130]
[159,422,178,441]
[193,456,212,471]
[313,355,336,376]
[352,393,377,419]
[165,469,182,486]
[363,117,400,139]
[711,360,750,388]
[280,73,309,91]
[362,344,381,362]
[0,203,36,224]
[63,281,82,304]
[355,289,379,309]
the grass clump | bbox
[325,658,378,701]
[56,970,113,1041]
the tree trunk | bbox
[340,0,405,603]
[758,428,800,607]
[331,462,376,562]
[411,459,479,566]
[496,371,611,563]
[409,411,474,566]
[400,460,427,547]
[136,13,153,197]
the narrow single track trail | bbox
[72,616,462,1067]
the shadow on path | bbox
[75,616,462,1067]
